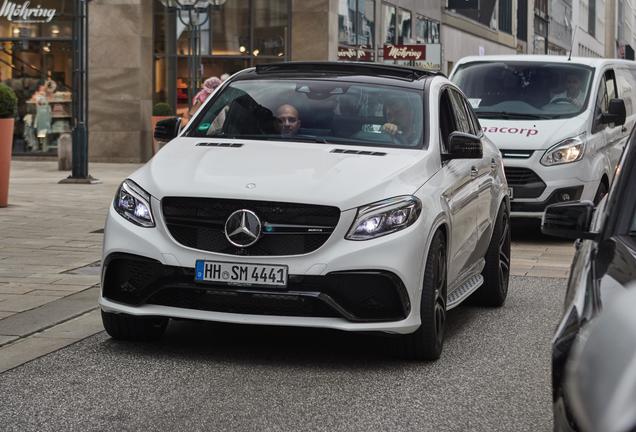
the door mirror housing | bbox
[601,98,626,126]
[442,132,483,161]
[154,117,182,143]
[541,201,597,240]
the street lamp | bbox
[161,0,227,108]
[61,0,98,183]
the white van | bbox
[450,55,636,218]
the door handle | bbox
[622,126,628,133]
[471,167,478,177]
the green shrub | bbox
[153,102,173,116]
[0,84,17,119]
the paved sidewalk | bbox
[0,160,575,372]
[0,160,139,370]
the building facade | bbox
[441,0,526,74]
[1,0,634,162]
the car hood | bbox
[479,115,587,150]
[131,138,438,210]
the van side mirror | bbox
[154,117,182,143]
[442,132,483,161]
[541,201,597,240]
[601,98,626,126]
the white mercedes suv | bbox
[100,62,510,360]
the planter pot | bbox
[0,118,15,208]
[151,116,172,154]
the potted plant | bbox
[0,83,17,207]
[152,102,174,154]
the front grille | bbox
[504,167,546,199]
[162,197,340,256]
[504,167,542,185]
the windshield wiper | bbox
[477,111,553,120]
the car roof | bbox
[233,62,445,90]
[454,55,636,69]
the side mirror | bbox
[541,201,597,240]
[601,98,626,126]
[442,132,483,161]
[154,117,182,143]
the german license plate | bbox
[508,187,514,200]
[195,260,288,288]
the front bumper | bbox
[102,253,410,323]
[100,199,430,334]
[505,155,599,219]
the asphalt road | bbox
[0,275,565,432]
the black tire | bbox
[399,230,447,361]
[101,310,168,341]
[593,180,608,205]
[475,201,511,307]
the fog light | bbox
[560,193,571,201]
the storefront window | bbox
[0,0,75,155]
[254,0,288,57]
[416,15,440,44]
[212,0,249,56]
[382,3,396,45]
[154,0,291,114]
[358,0,375,49]
[338,0,356,45]
[338,0,374,49]
[397,8,412,44]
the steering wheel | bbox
[551,97,577,105]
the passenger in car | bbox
[382,96,417,144]
[275,104,302,137]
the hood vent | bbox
[331,148,386,156]
[196,142,243,148]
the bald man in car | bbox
[275,104,302,137]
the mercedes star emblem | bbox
[225,209,262,247]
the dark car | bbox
[563,284,636,432]
[542,125,636,431]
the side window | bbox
[439,89,457,152]
[593,74,609,136]
[449,90,472,133]
[605,70,618,101]
[461,95,481,135]
[616,68,634,116]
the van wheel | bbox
[474,202,511,307]
[101,310,168,341]
[399,230,447,361]
[593,180,608,205]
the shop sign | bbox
[383,44,426,61]
[337,45,372,62]
[0,1,56,23]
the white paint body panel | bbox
[101,76,508,334]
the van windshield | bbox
[186,79,425,149]
[452,61,594,120]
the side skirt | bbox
[446,258,485,310]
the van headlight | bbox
[541,135,586,166]
[346,196,421,240]
[113,180,155,227]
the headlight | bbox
[113,180,155,227]
[541,135,586,166]
[346,196,422,240]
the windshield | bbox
[452,61,594,119]
[187,79,424,148]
